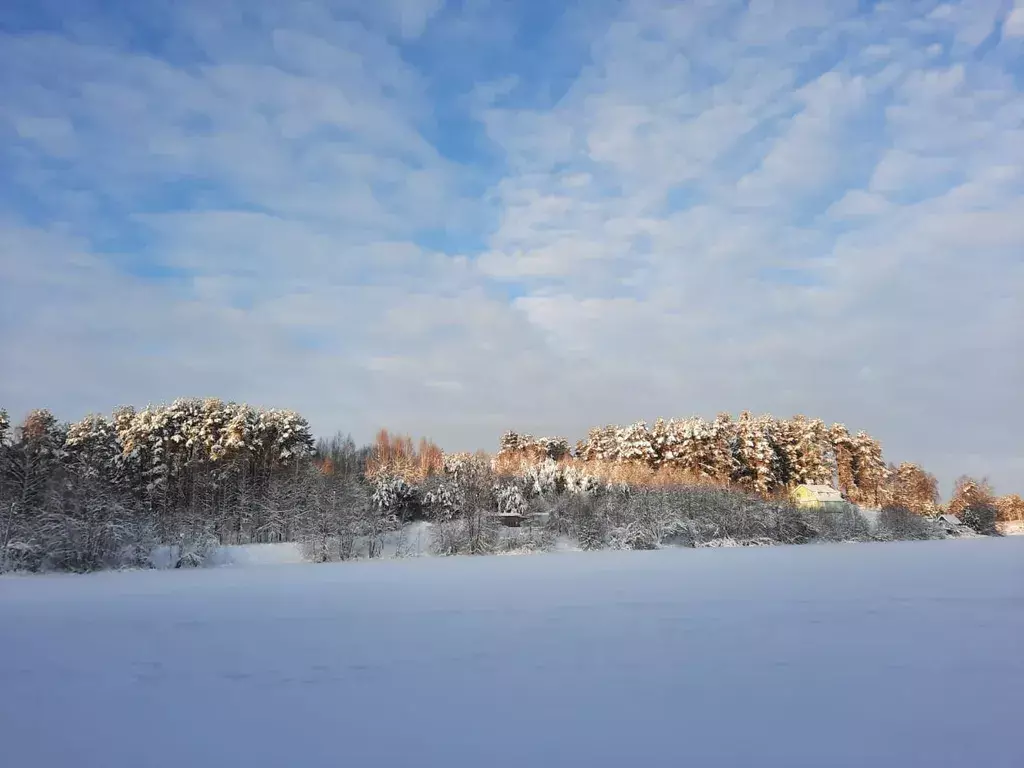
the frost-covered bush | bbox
[607,494,663,551]
[173,528,220,569]
[497,526,555,554]
[961,503,998,536]
[542,492,618,550]
[421,474,466,521]
[562,464,602,496]
[371,473,416,519]
[875,506,942,541]
[525,458,563,497]
[802,503,872,542]
[430,513,499,556]
[297,471,384,563]
[656,487,812,547]
[495,482,528,517]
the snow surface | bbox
[1,538,1022,768]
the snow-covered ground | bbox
[1,538,1022,768]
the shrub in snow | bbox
[495,482,528,517]
[422,475,467,521]
[297,470,389,563]
[371,473,415,518]
[801,503,872,542]
[174,528,220,568]
[650,487,811,547]
[562,465,602,496]
[543,493,614,551]
[430,513,499,556]
[961,503,998,536]
[524,459,563,498]
[875,506,942,541]
[496,526,555,554]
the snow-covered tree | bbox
[64,414,121,481]
[0,410,67,570]
[562,464,602,496]
[615,421,657,465]
[732,411,776,495]
[0,409,10,448]
[850,431,886,507]
[535,436,570,461]
[525,458,563,497]
[995,494,1024,523]
[667,415,734,482]
[422,474,466,521]
[829,423,857,499]
[772,416,835,488]
[883,462,939,515]
[950,476,998,534]
[371,473,415,519]
[948,476,995,518]
[577,425,619,462]
[498,430,531,455]
[495,482,528,517]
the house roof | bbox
[939,514,963,525]
[795,484,844,502]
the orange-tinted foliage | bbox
[366,428,443,482]
[995,494,1024,522]
[947,475,995,517]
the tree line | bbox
[1,401,1018,572]
[498,413,938,513]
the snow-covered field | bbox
[2,539,1022,768]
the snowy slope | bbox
[1,538,1022,768]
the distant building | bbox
[936,514,970,535]
[792,484,846,510]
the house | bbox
[791,484,846,510]
[936,514,970,535]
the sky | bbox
[1,0,1022,495]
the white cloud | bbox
[1,0,1022,495]
[1007,1,1024,37]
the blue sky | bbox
[2,0,1023,494]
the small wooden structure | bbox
[492,511,549,528]
[792,484,846,510]
[935,514,970,535]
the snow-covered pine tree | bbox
[649,418,669,467]
[615,421,656,466]
[829,423,857,500]
[671,417,705,477]
[0,409,10,448]
[495,482,528,517]
[656,418,688,471]
[578,425,619,462]
[995,494,1024,522]
[535,436,570,461]
[708,413,738,483]
[526,457,563,497]
[777,415,836,488]
[732,411,776,495]
[850,431,886,507]
[562,464,601,496]
[498,430,529,456]
[800,417,836,486]
[884,462,939,515]
[256,407,314,465]
[64,414,121,481]
[948,476,995,517]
